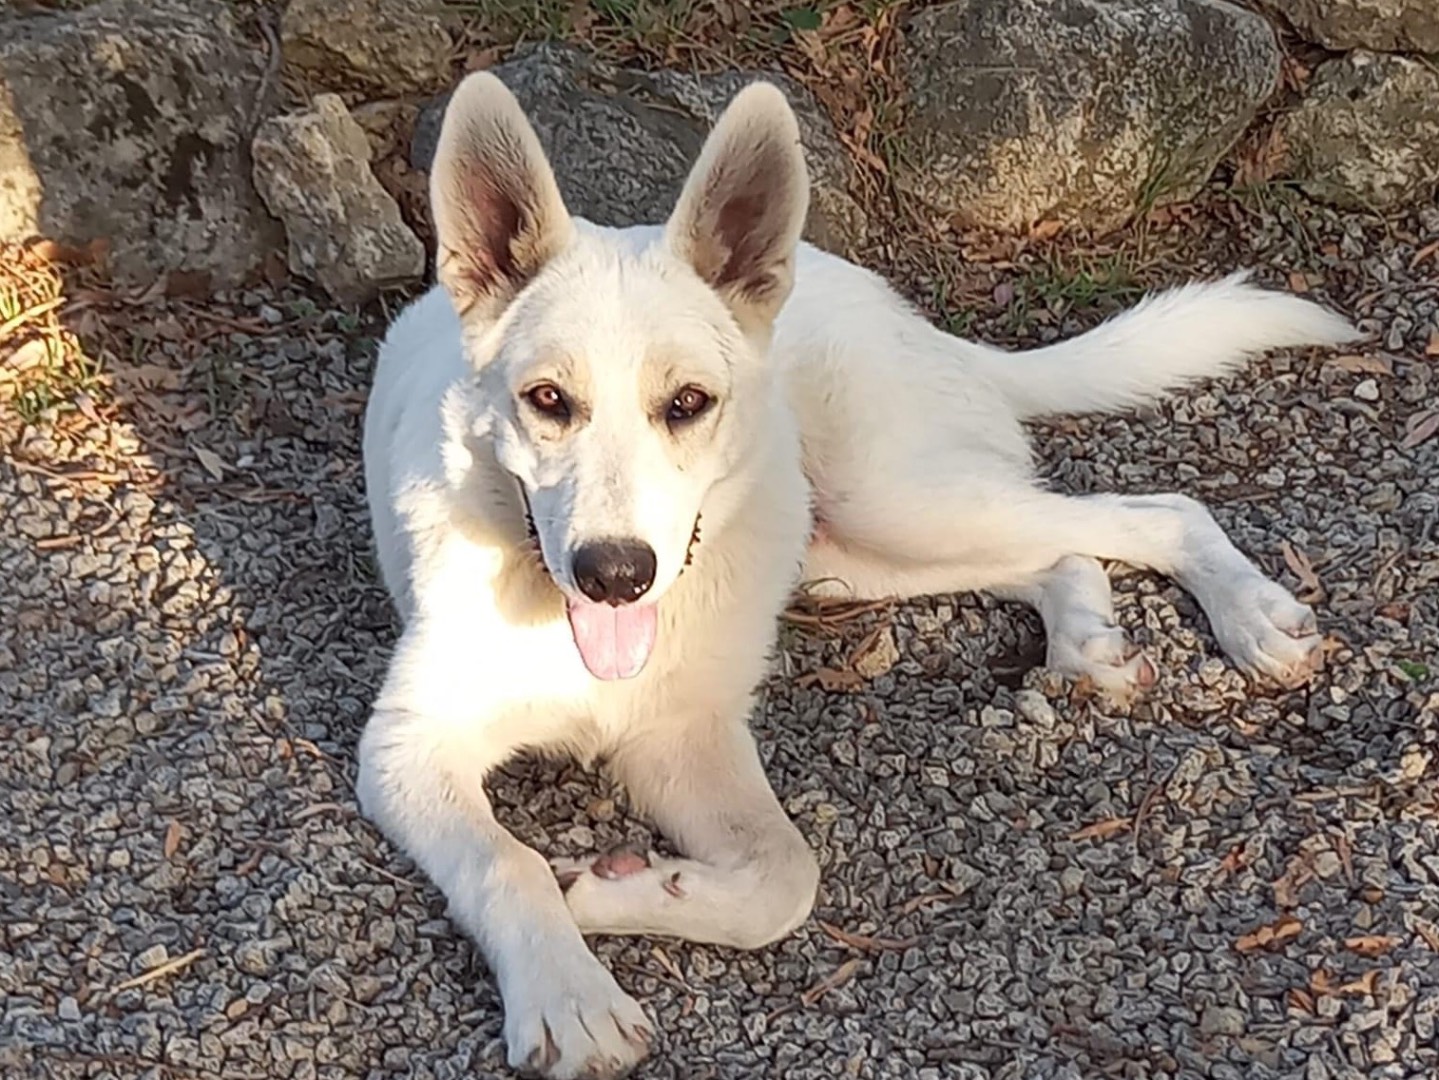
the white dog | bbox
[358,72,1357,1078]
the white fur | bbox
[358,74,1359,1078]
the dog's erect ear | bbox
[430,72,573,319]
[665,82,809,331]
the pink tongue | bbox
[566,601,658,680]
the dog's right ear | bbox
[430,73,573,320]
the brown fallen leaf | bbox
[1028,218,1064,243]
[163,820,183,860]
[797,667,865,692]
[1287,988,1314,1013]
[193,446,226,481]
[1273,854,1314,908]
[1067,817,1133,842]
[848,625,899,680]
[801,957,863,1006]
[897,891,956,917]
[1411,239,1439,271]
[1218,845,1248,876]
[1310,969,1335,996]
[236,846,263,877]
[1337,969,1379,997]
[1235,915,1303,953]
[1287,270,1309,294]
[1344,935,1399,958]
[1402,408,1439,450]
[1426,329,1439,357]
[1332,832,1355,886]
[1327,353,1393,376]
[818,921,919,954]
[1414,920,1439,952]
[1281,541,1323,602]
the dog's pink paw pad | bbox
[591,846,651,880]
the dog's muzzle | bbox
[513,479,703,578]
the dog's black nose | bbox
[572,540,658,605]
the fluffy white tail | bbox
[966,271,1362,419]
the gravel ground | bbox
[2,198,1437,1080]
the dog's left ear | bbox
[665,82,810,332]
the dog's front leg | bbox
[555,711,819,950]
[357,707,652,1079]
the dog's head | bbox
[430,72,809,680]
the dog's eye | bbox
[526,383,570,420]
[667,386,711,424]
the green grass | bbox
[1002,251,1144,334]
[1,244,104,426]
[1395,659,1431,682]
[443,0,904,64]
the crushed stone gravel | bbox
[2,199,1436,1080]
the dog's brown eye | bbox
[667,386,711,424]
[526,384,569,420]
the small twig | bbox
[361,858,422,890]
[1131,765,1177,852]
[7,459,128,485]
[292,801,353,822]
[177,303,276,335]
[800,957,863,1007]
[110,948,206,993]
[246,7,284,136]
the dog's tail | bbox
[965,271,1361,419]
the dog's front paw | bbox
[1209,578,1324,689]
[503,953,653,1079]
[1047,622,1157,706]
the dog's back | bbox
[362,287,469,622]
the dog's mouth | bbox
[514,480,702,681]
[565,600,658,681]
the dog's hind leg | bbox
[992,555,1157,703]
[805,486,1323,688]
[554,714,818,949]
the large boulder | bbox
[410,45,867,255]
[252,95,425,303]
[1278,52,1439,212]
[0,0,279,285]
[1263,0,1439,53]
[899,0,1281,234]
[282,0,453,99]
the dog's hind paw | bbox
[553,845,651,893]
[1210,580,1324,689]
[1047,623,1157,706]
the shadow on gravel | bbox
[5,203,1439,1079]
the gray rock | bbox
[1279,52,1439,212]
[899,0,1280,233]
[411,45,866,254]
[1265,0,1439,53]
[1200,1005,1248,1037]
[281,0,453,98]
[252,94,424,303]
[0,0,280,285]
